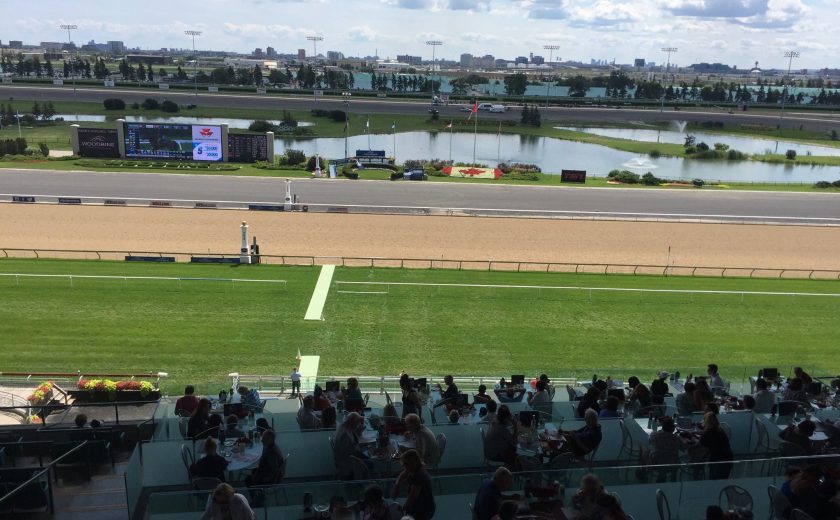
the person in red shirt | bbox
[175,385,199,416]
[313,385,332,412]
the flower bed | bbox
[26,381,54,405]
[70,379,160,402]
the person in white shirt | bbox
[752,378,776,414]
[707,364,725,389]
[405,413,440,466]
[202,483,256,520]
[290,368,302,397]
[296,396,321,431]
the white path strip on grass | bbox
[305,265,336,321]
[334,280,840,298]
[0,273,287,284]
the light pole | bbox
[306,36,323,62]
[342,91,351,162]
[660,47,677,112]
[779,50,799,132]
[426,40,442,100]
[185,30,202,97]
[543,45,559,107]
[60,24,77,101]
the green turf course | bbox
[1,258,839,393]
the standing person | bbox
[650,371,669,397]
[400,374,423,421]
[699,412,733,479]
[290,368,302,397]
[333,412,367,479]
[176,385,200,416]
[793,367,813,386]
[392,449,435,520]
[201,483,256,520]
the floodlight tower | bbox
[60,24,78,99]
[426,40,443,99]
[307,36,323,61]
[184,30,202,97]
[779,50,800,131]
[660,47,677,112]
[544,44,560,107]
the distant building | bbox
[9,40,23,48]
[126,55,166,65]
[328,51,346,61]
[396,54,421,66]
[254,48,264,58]
[478,54,495,68]
[297,48,306,60]
[266,46,277,58]
[531,54,544,65]
[460,53,473,68]
[634,58,646,68]
[223,57,278,69]
[689,62,734,73]
[515,56,528,65]
[495,58,508,68]
[107,41,125,54]
[375,60,409,71]
[41,42,63,53]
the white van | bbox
[477,103,494,111]
[489,105,506,113]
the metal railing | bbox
[2,247,839,280]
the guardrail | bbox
[2,246,839,280]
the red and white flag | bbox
[467,99,478,121]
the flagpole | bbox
[473,109,478,165]
[497,122,501,165]
[449,122,453,163]
[367,117,371,150]
[393,122,396,162]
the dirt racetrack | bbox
[1,203,840,272]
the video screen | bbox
[124,123,222,161]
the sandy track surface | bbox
[1,204,840,271]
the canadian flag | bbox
[467,100,477,121]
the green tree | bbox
[31,101,42,120]
[43,101,56,120]
[504,73,528,96]
[566,75,590,97]
[147,63,154,82]
[253,65,263,86]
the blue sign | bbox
[356,149,386,158]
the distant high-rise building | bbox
[327,51,345,61]
[254,48,264,58]
[9,40,23,48]
[41,41,63,53]
[479,54,495,68]
[297,48,306,60]
[460,53,473,68]
[495,58,508,68]
[515,56,528,65]
[396,54,421,66]
[266,46,277,58]
[107,41,125,54]
[531,55,544,65]
[634,58,646,68]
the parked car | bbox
[477,103,494,111]
[489,105,506,113]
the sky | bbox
[4,0,839,69]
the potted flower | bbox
[26,381,54,405]
[71,379,160,402]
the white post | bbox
[284,179,293,211]
[240,221,251,264]
[314,154,322,178]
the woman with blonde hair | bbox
[201,483,255,520]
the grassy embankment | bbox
[2,258,839,392]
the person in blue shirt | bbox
[598,396,622,419]
[473,467,519,520]
[562,408,603,457]
[237,386,261,412]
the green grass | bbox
[2,258,839,393]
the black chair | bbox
[510,375,525,386]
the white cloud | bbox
[449,0,491,10]
[664,0,769,18]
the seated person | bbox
[571,473,607,516]
[562,408,602,457]
[435,375,459,408]
[628,383,652,412]
[474,384,494,405]
[627,376,640,391]
[192,436,229,482]
[493,379,526,403]
[188,399,212,438]
[707,364,724,389]
[780,419,816,455]
[473,467,519,520]
[405,413,440,465]
[484,405,518,467]
[313,385,332,412]
[255,417,270,434]
[223,415,245,439]
[794,367,813,386]
[693,380,714,411]
[237,386,261,412]
[382,404,405,434]
[448,409,460,423]
[74,413,88,428]
[198,413,224,440]
[577,387,601,418]
[783,377,808,404]
[752,378,776,414]
[480,400,498,424]
[320,407,338,430]
[650,371,669,396]
[598,396,622,419]
[676,381,697,416]
[245,429,285,487]
[343,378,365,412]
[202,482,255,520]
[333,412,367,479]
[176,385,199,416]
[648,416,686,463]
[742,395,756,411]
[779,465,840,519]
[296,396,321,431]
[392,449,435,520]
[355,484,391,520]
[528,380,552,407]
[699,412,733,480]
[596,493,630,520]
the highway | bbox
[3,84,840,131]
[1,168,839,225]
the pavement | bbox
[1,168,839,225]
[3,84,840,131]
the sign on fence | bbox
[53,78,64,86]
[208,86,219,93]
[159,83,170,90]
[256,87,266,94]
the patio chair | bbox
[514,454,542,472]
[349,456,370,480]
[435,433,446,467]
[769,484,790,520]
[548,452,574,470]
[681,445,710,480]
[656,488,671,520]
[719,422,732,440]
[180,443,194,479]
[480,428,505,469]
[618,419,642,462]
[719,484,753,512]
[791,510,814,520]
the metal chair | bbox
[719,422,732,440]
[178,417,190,439]
[349,456,370,480]
[180,443,194,479]
[791,509,814,520]
[618,419,642,462]
[434,433,446,468]
[753,416,775,454]
[650,449,680,483]
[681,445,710,480]
[719,485,753,511]
[778,441,807,457]
[656,488,671,520]
[514,454,542,472]
[480,428,505,469]
[548,452,574,470]
[566,385,581,402]
[769,485,791,520]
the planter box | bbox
[69,390,161,402]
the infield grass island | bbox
[2,258,839,393]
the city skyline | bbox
[3,0,837,69]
